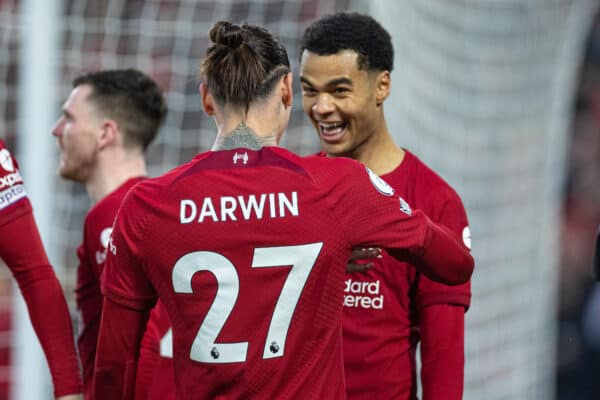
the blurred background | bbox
[0,0,599,399]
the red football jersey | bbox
[0,140,82,396]
[101,147,473,400]
[342,150,472,399]
[75,176,144,398]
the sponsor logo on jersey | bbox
[399,197,412,216]
[0,168,23,190]
[343,278,384,310]
[95,227,114,264]
[0,184,27,210]
[462,226,472,250]
[0,149,15,172]
[366,167,394,196]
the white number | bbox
[252,245,319,359]
[171,243,323,364]
[160,328,173,358]
[172,251,247,363]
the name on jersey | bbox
[0,184,26,211]
[343,278,383,310]
[180,192,299,224]
[0,171,23,190]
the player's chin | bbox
[59,165,81,182]
[320,141,350,157]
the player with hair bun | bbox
[94,21,473,400]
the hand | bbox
[346,247,382,273]
[57,394,83,400]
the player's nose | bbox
[51,117,65,138]
[312,93,335,116]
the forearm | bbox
[93,298,149,400]
[0,214,82,396]
[134,319,161,400]
[22,274,83,397]
[420,304,465,400]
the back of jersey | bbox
[124,147,351,399]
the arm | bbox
[414,213,473,285]
[0,212,82,398]
[333,163,473,285]
[417,189,471,399]
[95,187,158,399]
[419,304,465,400]
[362,209,473,285]
[134,306,162,400]
[93,298,150,400]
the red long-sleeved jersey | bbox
[0,140,82,397]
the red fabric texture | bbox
[97,147,472,400]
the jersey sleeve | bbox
[415,189,472,309]
[101,188,157,311]
[0,142,32,226]
[134,304,161,400]
[94,297,150,400]
[330,162,473,285]
[0,195,82,397]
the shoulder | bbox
[399,151,469,244]
[86,181,139,227]
[301,152,366,180]
[401,150,465,207]
[265,148,365,188]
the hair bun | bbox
[210,21,245,50]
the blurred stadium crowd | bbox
[557,11,600,400]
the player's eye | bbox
[301,86,317,96]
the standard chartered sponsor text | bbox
[344,278,383,309]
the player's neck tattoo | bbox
[214,122,277,151]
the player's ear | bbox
[374,71,391,106]
[99,119,118,149]
[200,83,215,116]
[281,72,293,110]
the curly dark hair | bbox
[73,69,167,150]
[199,21,290,112]
[300,12,394,72]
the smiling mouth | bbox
[319,122,347,141]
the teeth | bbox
[320,122,345,129]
